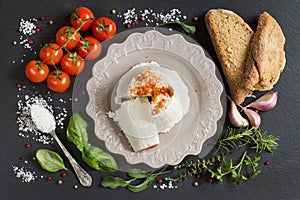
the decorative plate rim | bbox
[86,30,223,168]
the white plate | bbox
[86,29,223,168]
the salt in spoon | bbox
[30,104,93,187]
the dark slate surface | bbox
[0,0,299,199]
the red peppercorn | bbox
[208,178,213,183]
[61,172,67,177]
[28,40,34,45]
[17,84,21,88]
[196,174,201,179]
[25,143,31,148]
[157,179,163,184]
[264,161,270,165]
[46,176,53,181]
[36,28,41,32]
[126,24,131,28]
[158,15,162,21]
[23,168,28,172]
[134,21,139,25]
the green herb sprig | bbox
[101,126,279,192]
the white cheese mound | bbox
[113,61,190,152]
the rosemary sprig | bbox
[217,126,279,153]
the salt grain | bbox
[12,165,37,183]
[116,8,188,27]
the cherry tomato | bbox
[92,17,116,40]
[47,70,71,93]
[25,60,49,83]
[70,7,94,31]
[56,26,80,50]
[61,52,85,75]
[77,36,102,60]
[39,43,63,65]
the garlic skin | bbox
[228,100,249,127]
[247,91,278,111]
[244,108,261,129]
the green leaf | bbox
[82,145,118,172]
[127,168,151,179]
[223,158,233,171]
[235,174,248,184]
[127,176,155,193]
[101,176,130,189]
[172,20,196,34]
[66,113,89,152]
[36,149,67,172]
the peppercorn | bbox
[36,28,41,32]
[46,176,53,181]
[25,143,31,148]
[111,9,116,14]
[193,181,199,187]
[193,16,199,21]
[157,179,163,184]
[28,40,34,45]
[126,24,131,28]
[61,172,67,177]
[73,184,78,189]
[57,179,63,185]
[196,174,201,179]
[12,41,17,45]
[48,20,54,25]
[264,161,270,165]
[141,16,145,21]
[208,178,213,183]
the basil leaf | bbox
[101,176,130,189]
[172,20,196,34]
[127,168,151,179]
[127,176,155,193]
[82,145,118,172]
[66,113,89,152]
[36,149,67,172]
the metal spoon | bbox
[30,104,93,187]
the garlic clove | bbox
[228,99,249,127]
[244,108,261,129]
[247,91,278,111]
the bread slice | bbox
[205,9,254,105]
[244,12,286,91]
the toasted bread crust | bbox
[245,12,286,91]
[205,9,254,104]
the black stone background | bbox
[0,0,299,200]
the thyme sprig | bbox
[101,127,279,192]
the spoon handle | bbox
[50,131,93,187]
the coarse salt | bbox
[116,8,188,27]
[30,104,56,133]
[12,165,37,183]
[16,86,68,144]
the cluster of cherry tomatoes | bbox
[25,7,116,92]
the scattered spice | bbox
[264,161,270,165]
[57,179,63,185]
[48,20,54,25]
[111,9,116,14]
[73,184,79,189]
[116,8,188,27]
[25,143,31,148]
[193,16,199,21]
[61,172,67,177]
[12,165,37,183]
[208,178,213,183]
[46,176,53,181]
[193,181,199,187]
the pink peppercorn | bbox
[208,178,213,183]
[157,179,163,184]
[46,176,53,181]
[25,143,31,148]
[264,161,270,165]
[134,21,139,25]
[126,24,131,28]
[36,28,41,32]
[61,172,67,177]
[28,39,34,45]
